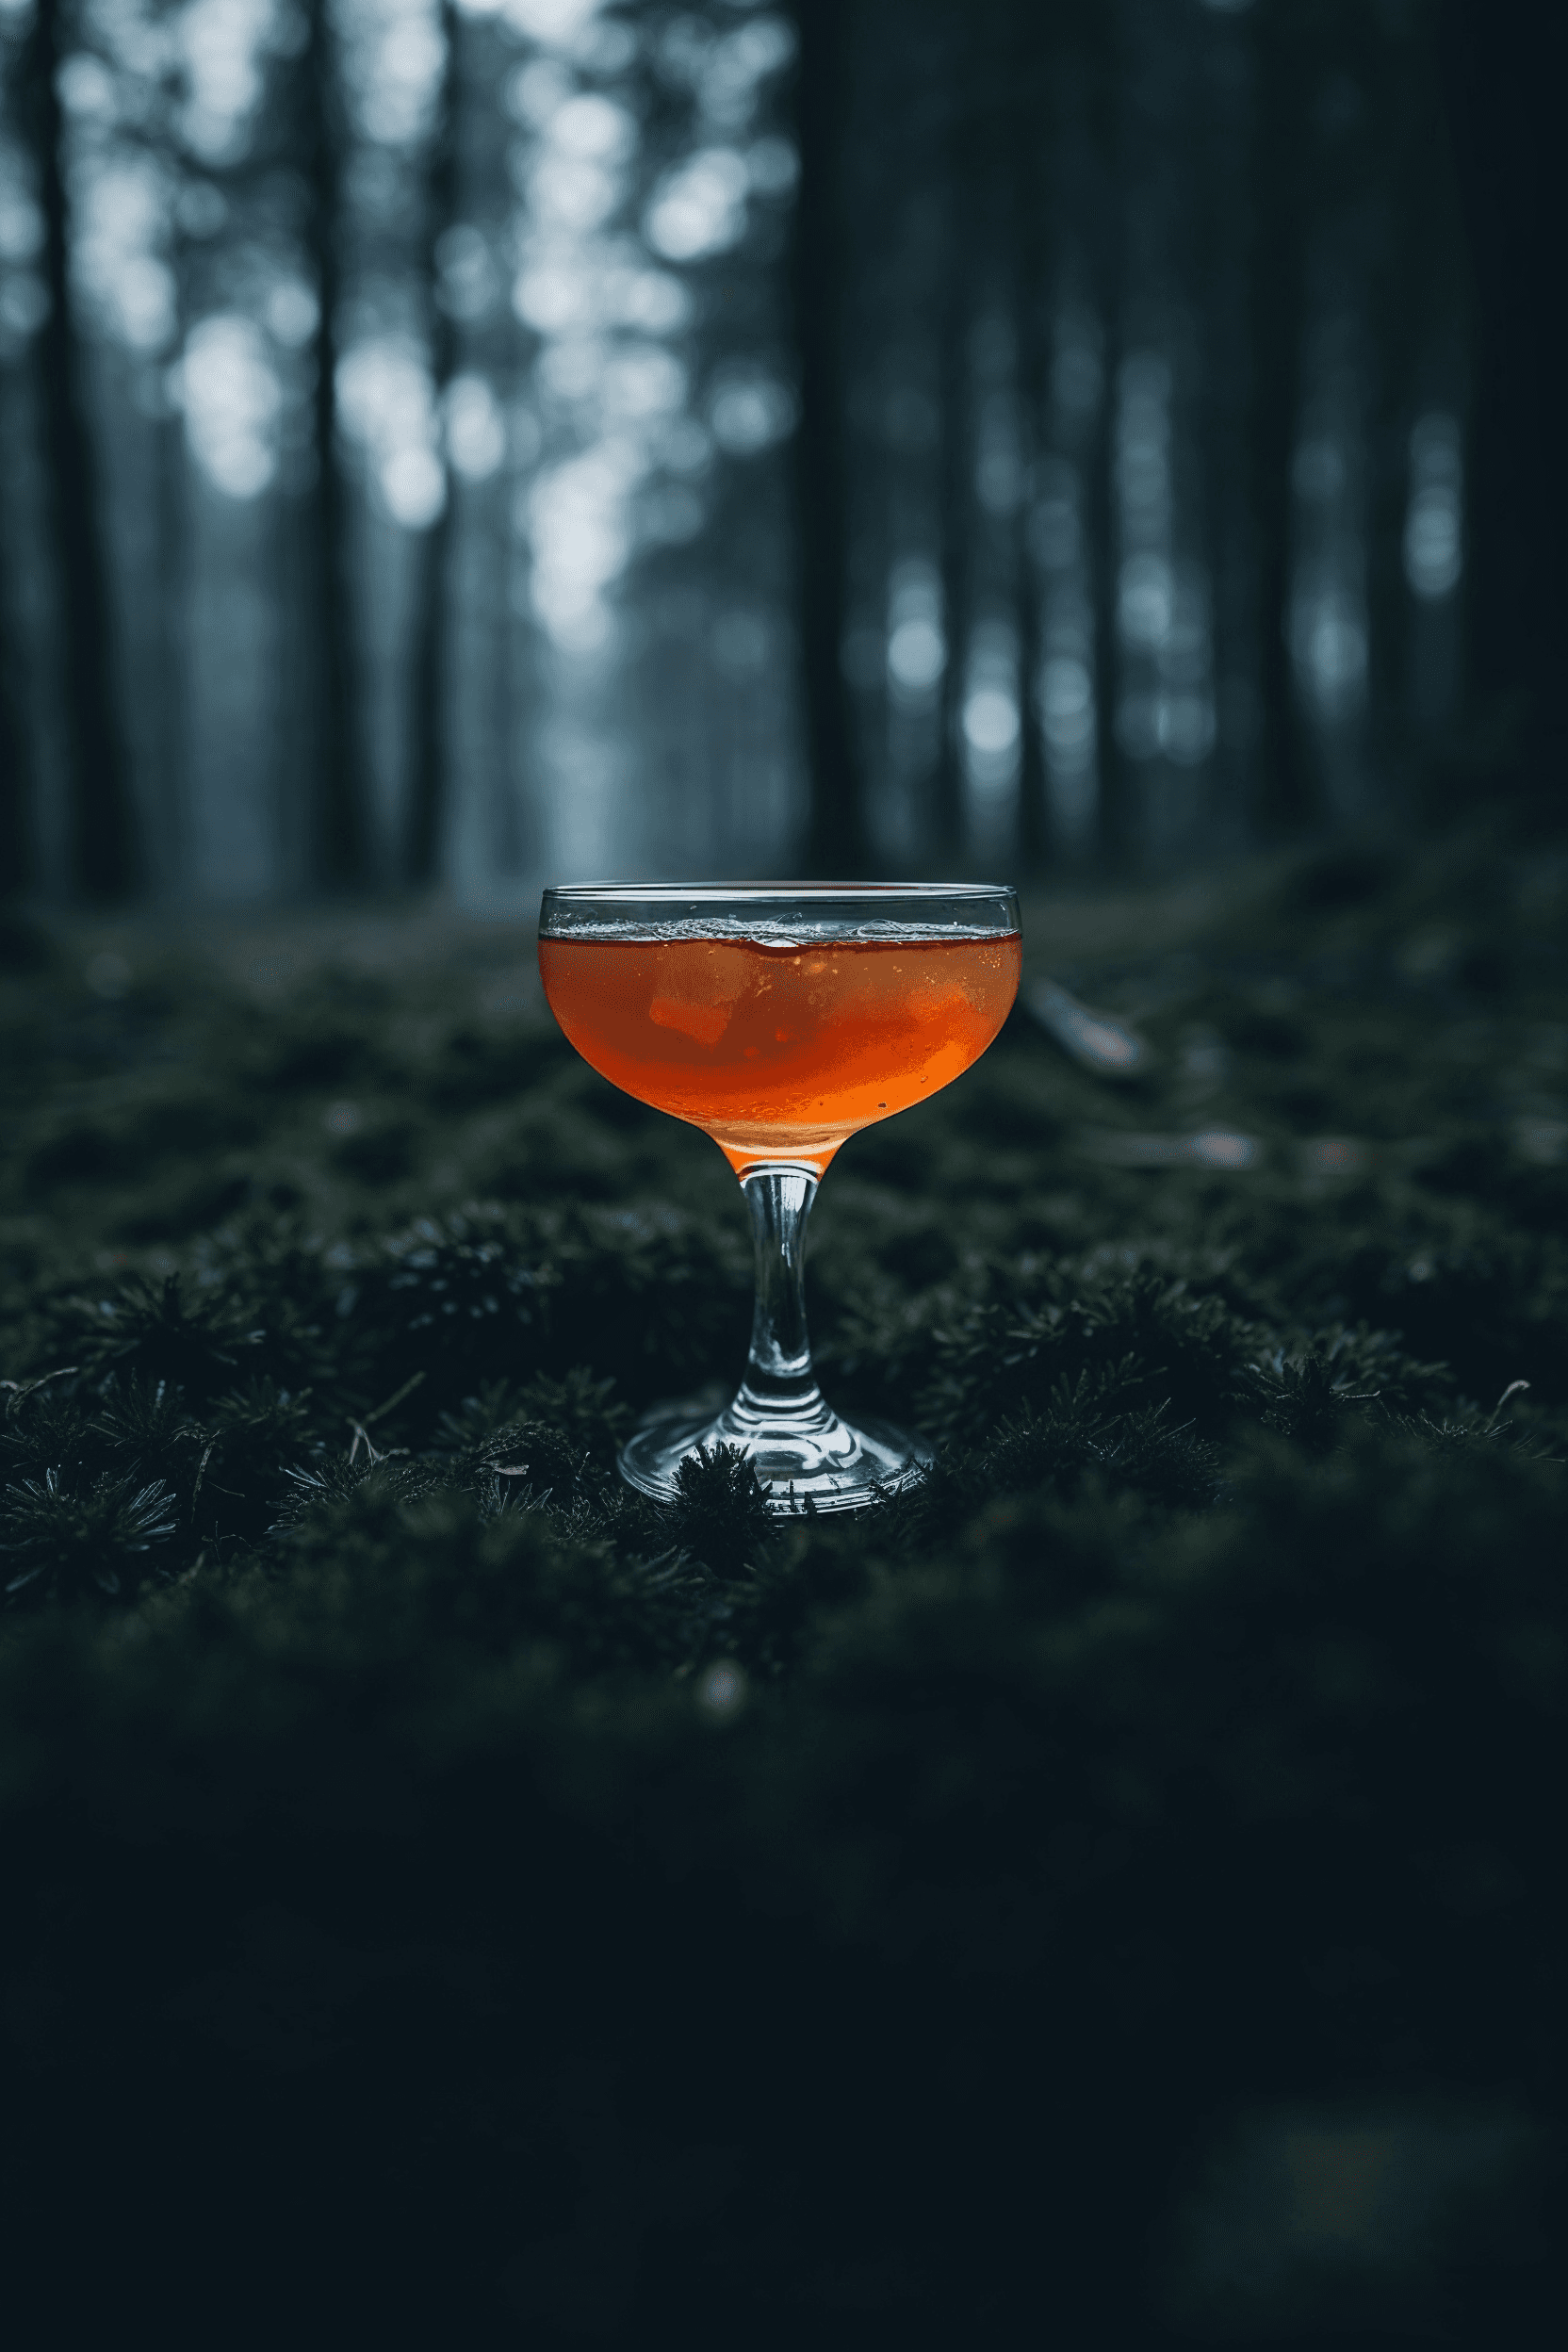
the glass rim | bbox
[540,880,1016,902]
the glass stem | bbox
[739,1166,822,1414]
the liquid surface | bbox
[538,931,1022,1174]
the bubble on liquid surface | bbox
[541,914,1017,945]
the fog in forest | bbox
[0,0,1480,908]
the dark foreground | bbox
[1,830,1564,2344]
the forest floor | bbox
[1,825,1564,2344]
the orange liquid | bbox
[539,931,1021,1175]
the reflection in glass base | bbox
[619,1383,933,1515]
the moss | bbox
[0,836,1564,2335]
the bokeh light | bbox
[1404,412,1462,600]
[176,312,282,498]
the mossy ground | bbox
[1,830,1564,2342]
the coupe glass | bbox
[537,882,1022,1512]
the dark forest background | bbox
[0,0,1560,909]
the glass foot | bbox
[619,1384,933,1515]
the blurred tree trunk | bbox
[494,524,524,874]
[152,421,188,896]
[933,44,972,865]
[25,0,137,902]
[1086,77,1123,870]
[0,471,28,899]
[789,0,869,875]
[302,0,369,890]
[493,270,527,879]
[1197,4,1256,854]
[1439,0,1568,816]
[406,1,459,889]
[1248,2,1312,839]
[1361,17,1428,825]
[1010,8,1052,876]
[155,209,191,899]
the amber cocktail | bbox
[538,884,1021,1511]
